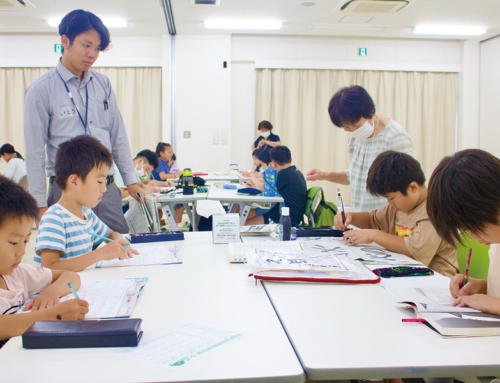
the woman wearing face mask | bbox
[251,120,282,151]
[0,143,26,183]
[306,85,414,212]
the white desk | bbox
[207,187,284,225]
[156,192,208,231]
[0,233,305,383]
[263,272,500,380]
[170,173,244,184]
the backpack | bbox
[303,187,338,227]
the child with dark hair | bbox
[427,149,500,314]
[151,143,181,181]
[334,150,458,277]
[35,136,138,272]
[242,148,264,177]
[0,175,88,347]
[246,146,307,227]
[0,144,26,183]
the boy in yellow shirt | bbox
[334,150,458,277]
[427,149,500,315]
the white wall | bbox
[174,35,231,172]
[480,36,500,159]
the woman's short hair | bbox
[257,120,273,131]
[328,85,376,128]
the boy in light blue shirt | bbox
[35,136,138,272]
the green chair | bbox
[302,187,337,227]
[456,233,490,279]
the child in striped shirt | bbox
[35,136,138,272]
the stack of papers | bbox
[95,243,181,268]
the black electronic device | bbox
[292,226,345,237]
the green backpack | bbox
[303,187,338,227]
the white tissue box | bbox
[212,214,240,244]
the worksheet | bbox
[228,241,301,262]
[113,323,242,370]
[95,243,181,268]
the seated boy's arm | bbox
[334,212,370,231]
[369,231,412,256]
[120,187,129,199]
[40,249,103,272]
[0,300,89,341]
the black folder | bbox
[22,319,143,349]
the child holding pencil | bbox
[427,149,500,315]
[35,136,138,272]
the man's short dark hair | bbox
[155,142,171,157]
[427,149,500,246]
[367,151,425,197]
[257,148,271,165]
[59,10,110,52]
[270,146,292,166]
[135,150,159,169]
[328,85,376,128]
[0,175,38,228]
[55,135,113,190]
[258,120,273,131]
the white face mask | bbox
[260,131,271,138]
[347,118,374,139]
[134,161,145,177]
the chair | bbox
[456,233,490,279]
[18,175,29,192]
[303,187,323,227]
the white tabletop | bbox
[263,271,500,380]
[170,173,243,183]
[1,233,304,383]
[208,186,284,204]
[156,191,208,204]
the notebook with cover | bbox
[22,319,143,349]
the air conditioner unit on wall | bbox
[0,0,34,10]
[340,0,413,14]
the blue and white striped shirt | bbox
[34,204,109,263]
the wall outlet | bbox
[183,131,191,139]
[221,129,228,145]
[213,129,220,144]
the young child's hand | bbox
[342,229,375,246]
[449,274,484,298]
[165,181,175,187]
[103,238,139,261]
[334,212,352,231]
[50,299,89,321]
[452,294,500,315]
[24,291,60,311]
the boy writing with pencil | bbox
[427,149,500,315]
[334,150,458,277]
[36,136,138,272]
[0,176,88,347]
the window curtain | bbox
[255,69,457,205]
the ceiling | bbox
[0,0,499,41]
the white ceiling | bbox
[0,0,499,41]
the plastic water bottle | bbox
[279,207,291,241]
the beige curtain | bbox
[255,69,457,206]
[0,67,161,173]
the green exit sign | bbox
[54,44,63,53]
[359,47,367,57]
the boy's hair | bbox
[0,143,24,160]
[258,120,273,131]
[135,150,159,169]
[270,146,292,166]
[0,175,38,228]
[155,142,171,157]
[257,148,272,165]
[367,151,425,197]
[427,149,500,246]
[55,135,113,190]
[328,85,376,128]
[59,10,110,52]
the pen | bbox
[463,248,472,286]
[402,319,427,323]
[89,232,130,248]
[337,188,346,228]
[68,283,80,299]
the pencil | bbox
[89,232,130,248]
[463,248,472,286]
[68,283,80,299]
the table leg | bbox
[240,203,251,226]
[162,203,179,231]
[185,203,196,232]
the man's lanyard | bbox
[56,69,89,133]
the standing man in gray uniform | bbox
[24,9,144,232]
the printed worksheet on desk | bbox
[95,243,181,268]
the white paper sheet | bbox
[113,323,242,370]
[196,200,226,218]
[95,243,181,268]
[228,241,301,262]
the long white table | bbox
[0,233,305,383]
[263,271,500,380]
[156,192,208,231]
[207,186,284,225]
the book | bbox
[228,241,302,263]
[386,287,500,337]
[59,278,148,319]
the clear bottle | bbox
[279,207,291,241]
